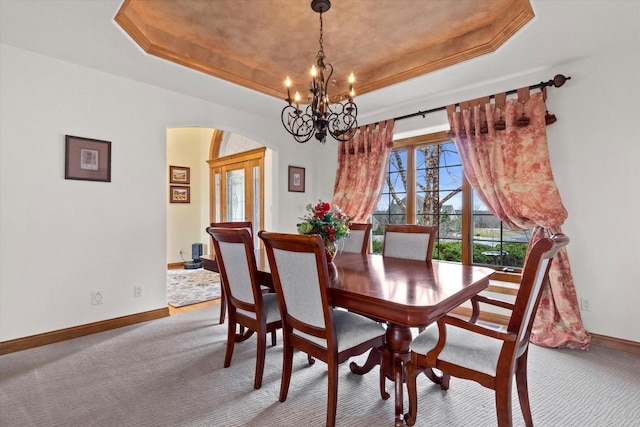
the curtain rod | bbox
[393,74,571,122]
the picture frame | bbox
[65,135,111,182]
[288,166,305,192]
[170,186,190,203]
[169,165,190,184]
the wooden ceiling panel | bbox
[115,0,534,101]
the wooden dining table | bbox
[201,251,494,426]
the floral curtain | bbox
[448,91,590,350]
[528,226,589,348]
[332,120,394,223]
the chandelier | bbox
[281,0,358,144]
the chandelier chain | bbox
[318,11,325,60]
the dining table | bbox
[201,251,494,426]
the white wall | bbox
[0,44,335,341]
[544,49,640,341]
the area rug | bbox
[166,268,221,307]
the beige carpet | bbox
[1,306,639,426]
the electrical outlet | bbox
[179,249,184,255]
[91,291,103,305]
[134,286,143,298]
[580,297,591,312]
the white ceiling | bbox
[1,0,638,129]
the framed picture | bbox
[65,135,111,182]
[288,166,305,192]
[169,165,190,184]
[170,185,190,203]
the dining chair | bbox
[208,221,254,324]
[382,224,437,261]
[404,233,570,427]
[340,222,372,254]
[258,231,387,427]
[206,227,281,390]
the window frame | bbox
[390,131,522,282]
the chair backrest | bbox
[206,227,263,315]
[382,224,437,261]
[510,233,570,353]
[209,221,253,235]
[209,221,254,250]
[340,223,372,254]
[259,231,335,348]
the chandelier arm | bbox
[326,101,358,141]
[333,126,358,142]
[322,62,333,103]
[281,104,315,143]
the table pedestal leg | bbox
[349,347,381,374]
[385,323,413,427]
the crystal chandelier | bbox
[281,0,358,144]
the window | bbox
[471,192,531,268]
[372,132,529,270]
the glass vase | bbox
[324,239,337,263]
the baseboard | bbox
[168,262,184,270]
[590,333,640,355]
[0,307,170,356]
[450,307,640,355]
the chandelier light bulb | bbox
[285,76,292,103]
[349,73,355,84]
[311,65,317,77]
[294,91,301,110]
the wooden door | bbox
[209,147,265,247]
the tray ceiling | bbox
[115,0,534,102]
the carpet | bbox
[1,306,639,427]
[166,268,221,307]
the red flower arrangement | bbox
[297,201,351,244]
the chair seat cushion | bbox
[237,293,281,324]
[409,322,504,376]
[294,309,385,352]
